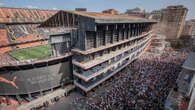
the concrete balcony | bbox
[73,37,151,82]
[73,34,152,70]
[73,40,150,92]
[74,59,133,92]
[72,31,152,55]
[73,42,150,92]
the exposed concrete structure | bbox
[49,33,71,57]
[160,5,188,40]
[40,10,156,94]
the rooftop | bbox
[182,52,195,71]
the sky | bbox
[0,0,194,20]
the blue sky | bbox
[0,0,194,20]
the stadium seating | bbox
[16,40,48,49]
[0,7,60,54]
[0,8,57,23]
[0,29,10,45]
[0,29,12,53]
[0,7,73,56]
[0,53,17,66]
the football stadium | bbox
[0,7,157,109]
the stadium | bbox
[0,7,156,109]
[0,8,73,107]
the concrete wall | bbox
[0,57,72,95]
[160,5,188,39]
[77,16,96,50]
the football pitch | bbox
[9,45,52,62]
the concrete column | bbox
[133,24,136,37]
[140,24,142,35]
[123,24,125,40]
[40,91,43,96]
[132,24,135,37]
[118,29,121,41]
[111,29,114,43]
[122,29,125,40]
[105,25,108,45]
[128,24,130,38]
[51,87,54,92]
[84,31,87,50]
[117,29,119,42]
[136,24,139,36]
[147,24,149,32]
[125,29,128,39]
[28,93,32,99]
[95,30,98,48]
[142,24,144,33]
[103,29,106,46]
[133,24,136,36]
[136,24,138,36]
[130,24,132,37]
[138,24,140,35]
[95,25,97,32]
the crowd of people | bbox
[72,48,189,110]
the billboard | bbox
[0,58,72,95]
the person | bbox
[73,48,189,109]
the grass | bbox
[9,45,52,62]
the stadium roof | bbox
[70,10,157,23]
[182,52,195,71]
[66,10,141,18]
[64,10,157,23]
[39,10,156,27]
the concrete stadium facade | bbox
[40,10,156,95]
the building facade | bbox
[160,5,188,39]
[186,19,195,36]
[182,25,192,36]
[75,8,87,12]
[148,10,162,21]
[125,7,146,18]
[39,10,156,94]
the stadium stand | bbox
[0,29,9,45]
[0,29,12,53]
[0,7,58,54]
[0,53,17,66]
[0,7,63,66]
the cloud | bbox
[0,3,4,7]
[27,5,37,9]
[52,8,58,10]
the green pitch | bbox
[9,45,52,62]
